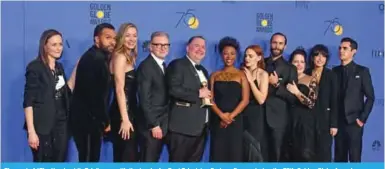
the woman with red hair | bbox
[241,45,269,162]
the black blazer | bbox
[264,56,298,129]
[166,56,209,136]
[70,45,111,132]
[23,58,71,135]
[332,62,375,124]
[305,68,338,130]
[136,55,169,134]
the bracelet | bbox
[274,82,280,88]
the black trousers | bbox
[31,120,68,162]
[335,122,364,162]
[72,128,103,162]
[111,123,139,162]
[167,128,207,162]
[266,126,285,162]
[139,130,167,162]
[314,130,332,162]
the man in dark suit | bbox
[333,37,375,162]
[264,32,297,162]
[166,35,211,162]
[136,31,170,162]
[70,23,116,162]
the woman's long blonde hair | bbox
[113,23,138,65]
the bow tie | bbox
[195,64,203,71]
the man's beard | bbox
[270,48,283,57]
[101,45,113,54]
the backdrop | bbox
[1,1,384,162]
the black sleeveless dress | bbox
[243,79,267,162]
[210,81,244,162]
[291,84,317,162]
[109,70,139,162]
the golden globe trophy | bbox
[201,81,213,108]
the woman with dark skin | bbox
[209,36,250,162]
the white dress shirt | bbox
[151,53,165,74]
[186,55,209,123]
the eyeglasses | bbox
[151,43,171,48]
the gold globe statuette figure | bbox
[200,81,213,108]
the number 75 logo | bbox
[324,18,343,36]
[175,9,199,29]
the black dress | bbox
[109,70,139,162]
[291,83,318,162]
[210,81,244,162]
[243,79,267,162]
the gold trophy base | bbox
[201,98,213,108]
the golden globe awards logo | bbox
[256,13,273,33]
[89,3,112,25]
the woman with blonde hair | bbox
[109,23,139,162]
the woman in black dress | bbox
[241,45,269,162]
[109,23,139,162]
[209,37,250,162]
[286,48,318,161]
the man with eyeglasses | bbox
[136,31,171,162]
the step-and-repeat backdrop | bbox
[1,1,384,162]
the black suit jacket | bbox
[136,55,169,134]
[332,62,375,124]
[166,56,209,136]
[264,56,298,129]
[70,45,111,132]
[305,68,338,130]
[23,58,71,135]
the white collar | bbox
[186,54,199,66]
[151,53,164,66]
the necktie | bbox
[162,62,167,73]
[195,64,203,71]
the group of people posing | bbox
[23,22,375,163]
